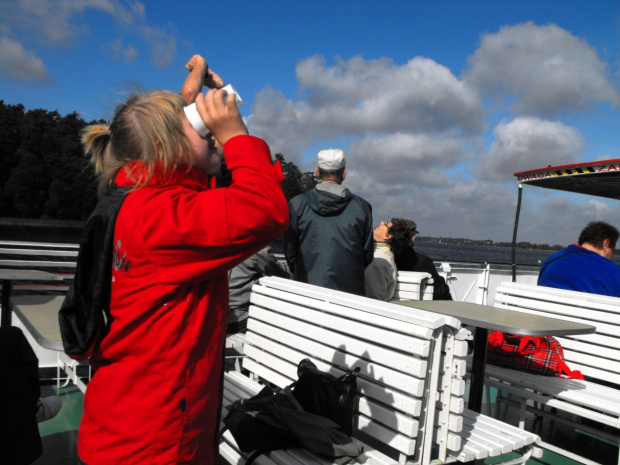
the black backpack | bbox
[222,360,362,464]
[58,185,130,359]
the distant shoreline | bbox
[0,218,560,251]
[0,217,84,229]
[417,237,562,252]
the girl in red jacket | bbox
[77,63,289,464]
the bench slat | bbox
[497,294,620,335]
[248,310,430,376]
[506,282,620,310]
[254,277,456,330]
[245,332,428,400]
[0,259,77,268]
[557,336,620,360]
[562,349,620,374]
[13,285,70,292]
[251,288,436,340]
[0,248,78,257]
[0,241,79,249]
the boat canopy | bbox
[514,159,620,201]
[510,158,620,281]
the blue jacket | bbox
[538,244,620,297]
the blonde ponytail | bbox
[82,90,196,194]
[82,124,111,174]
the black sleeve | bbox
[412,254,453,301]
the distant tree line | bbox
[418,236,564,251]
[275,153,318,200]
[0,100,316,222]
[0,100,101,220]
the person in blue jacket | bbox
[538,221,620,297]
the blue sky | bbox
[2,0,620,245]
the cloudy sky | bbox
[1,0,619,245]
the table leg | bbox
[1,279,12,327]
[469,327,488,413]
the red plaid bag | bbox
[486,331,584,379]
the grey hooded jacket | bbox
[283,183,373,296]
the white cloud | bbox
[440,181,517,237]
[464,22,618,117]
[0,0,90,47]
[0,0,176,68]
[245,50,612,245]
[344,176,519,241]
[123,44,138,64]
[107,38,138,64]
[0,36,51,82]
[247,54,484,160]
[348,133,464,189]
[516,195,620,245]
[140,24,176,68]
[478,117,583,181]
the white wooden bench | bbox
[393,272,434,301]
[0,241,245,391]
[485,281,620,465]
[220,277,541,465]
[0,241,86,390]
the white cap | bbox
[318,149,346,170]
[183,103,208,137]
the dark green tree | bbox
[2,148,49,217]
[0,102,319,221]
[301,171,318,192]
[0,101,26,214]
[275,153,318,202]
[44,112,97,220]
[0,106,100,220]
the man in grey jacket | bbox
[283,149,373,296]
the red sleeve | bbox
[125,135,289,284]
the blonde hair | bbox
[82,90,196,193]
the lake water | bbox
[413,241,556,266]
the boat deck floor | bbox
[33,380,616,465]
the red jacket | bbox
[78,136,288,465]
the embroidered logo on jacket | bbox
[113,240,132,273]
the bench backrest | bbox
[244,277,468,464]
[494,281,620,385]
[0,241,77,293]
[394,271,434,301]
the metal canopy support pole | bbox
[511,183,523,282]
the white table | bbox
[0,269,64,327]
[393,300,596,413]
